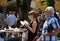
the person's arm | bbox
[37,29,60,41]
[43,28,60,36]
[25,21,37,33]
[43,19,60,36]
[37,35,42,41]
[50,28,60,35]
[25,31,28,41]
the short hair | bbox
[44,6,55,15]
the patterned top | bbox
[41,16,60,41]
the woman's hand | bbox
[37,38,40,41]
[25,23,29,28]
[37,36,41,41]
[25,21,37,33]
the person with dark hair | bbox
[7,33,19,41]
[56,10,60,25]
[6,10,17,27]
[17,15,22,28]
[0,10,5,28]
[25,11,38,41]
[0,10,5,39]
[36,8,42,16]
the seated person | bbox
[7,32,19,41]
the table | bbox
[0,29,27,41]
[0,30,23,33]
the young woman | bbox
[25,11,38,41]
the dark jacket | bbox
[7,37,19,41]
